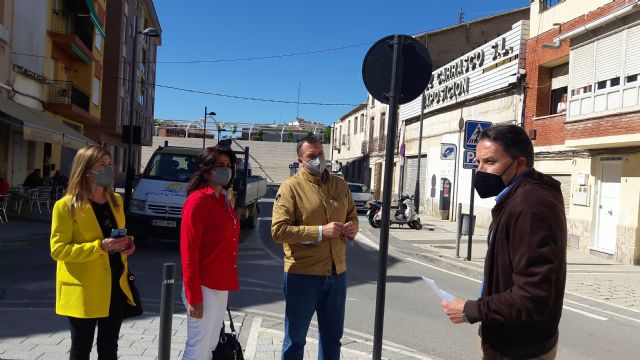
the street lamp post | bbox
[203,107,216,149]
[124,16,160,212]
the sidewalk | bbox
[367,214,640,312]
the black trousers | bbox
[67,271,125,360]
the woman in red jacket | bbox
[180,146,239,359]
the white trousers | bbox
[182,286,228,360]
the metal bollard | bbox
[456,203,462,258]
[158,263,176,360]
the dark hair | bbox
[296,136,323,156]
[479,124,534,168]
[186,146,237,194]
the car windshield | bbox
[348,184,366,193]
[143,153,197,183]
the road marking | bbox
[562,305,608,320]
[238,286,282,294]
[404,257,620,322]
[242,308,434,359]
[346,297,360,302]
[565,290,640,314]
[244,316,262,360]
[405,257,481,283]
[564,299,640,324]
[355,233,379,250]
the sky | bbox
[152,0,530,126]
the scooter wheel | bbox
[414,223,423,230]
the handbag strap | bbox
[226,305,236,333]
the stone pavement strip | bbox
[0,308,434,360]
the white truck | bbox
[128,142,267,243]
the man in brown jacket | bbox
[441,124,567,359]
[272,136,359,360]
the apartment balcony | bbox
[369,137,379,153]
[378,136,387,153]
[47,10,95,64]
[361,140,369,155]
[45,81,99,124]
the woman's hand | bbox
[122,236,136,256]
[100,237,126,252]
[187,302,204,319]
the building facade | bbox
[333,8,530,206]
[399,21,529,226]
[98,0,161,176]
[0,0,98,186]
[525,0,640,264]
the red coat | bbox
[180,186,240,305]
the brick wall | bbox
[525,0,639,146]
[566,113,640,140]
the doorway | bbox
[594,161,621,254]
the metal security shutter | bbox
[595,32,623,82]
[551,175,571,215]
[551,64,569,89]
[570,43,594,89]
[625,25,640,76]
[403,155,427,201]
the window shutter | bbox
[551,63,569,90]
[625,25,640,76]
[570,43,595,89]
[595,32,623,82]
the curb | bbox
[0,235,50,249]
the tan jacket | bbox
[271,168,358,275]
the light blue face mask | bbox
[209,166,232,186]
[303,156,326,176]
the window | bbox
[626,74,639,84]
[571,85,592,96]
[610,77,620,87]
[95,32,102,53]
[596,80,607,91]
[353,117,358,135]
[542,0,564,10]
[360,114,365,133]
[550,87,567,115]
[138,79,145,105]
[92,77,100,105]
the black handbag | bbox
[123,272,143,319]
[212,306,244,360]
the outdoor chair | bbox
[9,186,27,214]
[55,186,66,200]
[0,194,9,223]
[29,187,52,213]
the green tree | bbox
[252,130,264,141]
[306,129,314,138]
[285,129,295,143]
[322,127,332,144]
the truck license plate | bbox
[151,220,177,228]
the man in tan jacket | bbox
[272,136,359,360]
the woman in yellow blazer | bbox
[50,145,136,360]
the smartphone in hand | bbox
[111,228,127,238]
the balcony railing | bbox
[361,140,369,154]
[49,10,93,50]
[369,137,379,153]
[47,81,90,112]
[378,136,387,152]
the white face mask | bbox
[209,167,232,187]
[303,156,326,177]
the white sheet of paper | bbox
[421,276,456,301]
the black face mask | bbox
[474,161,515,199]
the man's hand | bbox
[441,298,467,324]
[341,221,358,238]
[187,302,204,319]
[322,222,344,239]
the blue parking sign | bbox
[463,150,478,169]
[463,121,492,150]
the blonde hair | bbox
[66,145,118,217]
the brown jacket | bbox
[464,169,567,359]
[271,168,358,276]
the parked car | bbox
[347,182,373,213]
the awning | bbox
[85,0,105,37]
[0,97,97,150]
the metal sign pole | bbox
[372,35,404,360]
[414,94,425,213]
[467,169,476,261]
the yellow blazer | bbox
[50,193,135,318]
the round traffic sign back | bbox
[362,35,432,105]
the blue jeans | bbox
[281,269,347,360]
